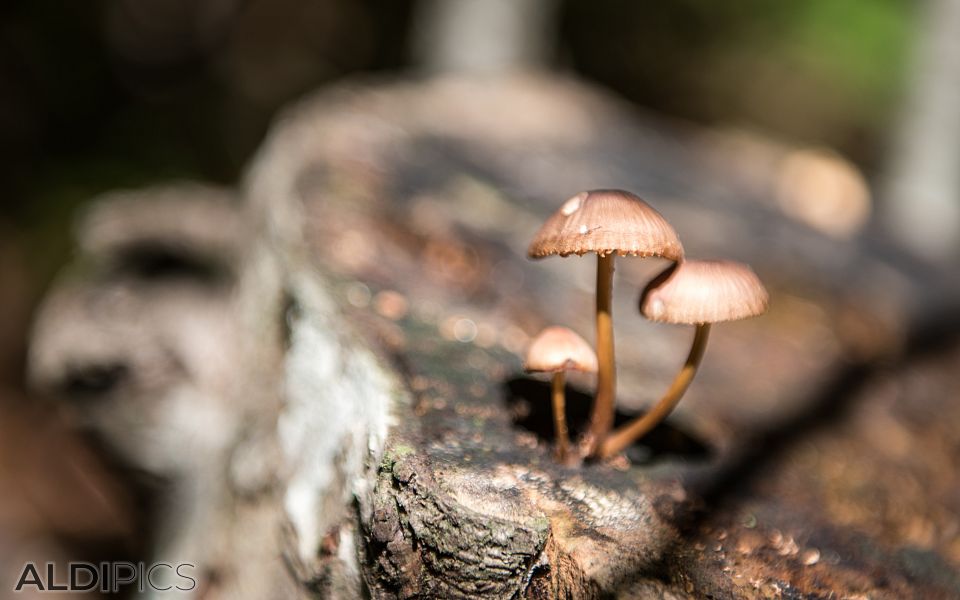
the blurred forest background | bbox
[0,0,918,304]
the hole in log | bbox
[108,242,231,285]
[503,376,712,463]
[280,291,299,350]
[62,362,129,397]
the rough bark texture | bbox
[28,74,960,599]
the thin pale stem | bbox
[599,323,711,459]
[551,371,570,461]
[585,253,616,454]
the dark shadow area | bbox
[682,300,960,530]
[107,242,232,286]
[61,362,129,398]
[0,397,150,600]
[503,376,712,463]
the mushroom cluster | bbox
[525,190,768,462]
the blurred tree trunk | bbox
[412,0,557,73]
[882,0,960,261]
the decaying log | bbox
[29,74,960,599]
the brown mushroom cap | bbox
[640,260,769,324]
[528,189,684,260]
[524,326,599,373]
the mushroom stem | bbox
[586,253,616,453]
[551,371,570,461]
[599,323,711,459]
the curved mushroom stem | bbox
[551,371,570,461]
[584,253,616,455]
[598,323,711,459]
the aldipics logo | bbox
[13,562,197,594]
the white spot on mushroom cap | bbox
[579,224,588,234]
[561,193,584,216]
[649,297,665,318]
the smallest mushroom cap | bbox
[525,326,599,373]
[641,260,769,325]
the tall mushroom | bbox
[599,259,769,458]
[525,326,598,463]
[528,190,683,454]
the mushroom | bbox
[524,326,599,462]
[598,259,769,458]
[528,190,683,454]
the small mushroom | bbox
[528,190,683,454]
[599,259,769,458]
[525,326,598,462]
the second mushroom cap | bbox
[641,259,769,325]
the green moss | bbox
[532,516,551,532]
[393,444,416,458]
[380,443,417,472]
